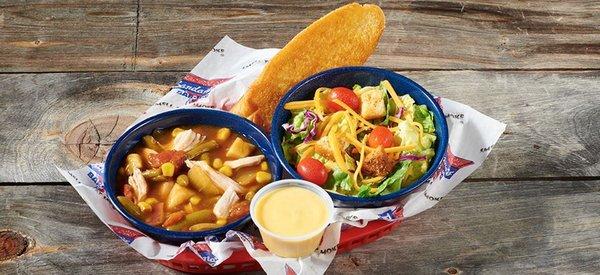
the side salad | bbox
[281,80,437,197]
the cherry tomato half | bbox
[325,87,360,113]
[296,158,328,186]
[367,126,395,148]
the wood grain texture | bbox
[0,72,180,183]
[0,0,137,72]
[0,0,598,72]
[136,0,600,71]
[1,70,598,183]
[1,179,598,273]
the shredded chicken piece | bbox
[172,129,205,152]
[128,168,148,202]
[185,160,245,193]
[213,186,239,219]
[223,155,265,169]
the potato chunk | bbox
[166,184,196,211]
[226,137,255,159]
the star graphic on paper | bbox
[432,147,475,180]
[442,148,474,179]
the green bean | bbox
[167,210,215,231]
[189,223,220,231]
[117,196,142,218]
[142,135,164,152]
[151,175,170,182]
[142,168,161,178]
[186,140,219,160]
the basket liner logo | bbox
[433,147,474,180]
[110,225,145,244]
[175,73,232,104]
[87,164,106,195]
[378,209,397,221]
[191,243,219,265]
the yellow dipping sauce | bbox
[255,187,328,237]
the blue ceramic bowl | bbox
[104,108,282,244]
[270,67,448,207]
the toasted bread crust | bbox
[231,3,385,131]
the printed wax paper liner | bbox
[58,36,506,275]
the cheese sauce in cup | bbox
[250,179,334,258]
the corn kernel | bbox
[216,218,227,226]
[216,128,231,142]
[176,174,189,186]
[171,127,184,137]
[200,153,211,162]
[161,162,175,177]
[137,201,152,213]
[260,161,269,171]
[212,158,223,169]
[189,196,201,205]
[144,197,159,205]
[255,171,272,184]
[245,191,255,201]
[219,165,233,177]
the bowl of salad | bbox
[104,108,282,244]
[270,67,448,207]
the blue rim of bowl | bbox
[270,66,448,203]
[104,108,282,239]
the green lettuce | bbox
[325,169,352,193]
[372,161,412,196]
[414,105,435,133]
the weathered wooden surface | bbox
[1,0,599,273]
[1,70,598,183]
[1,0,599,72]
[1,179,598,274]
[0,0,137,72]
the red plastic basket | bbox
[158,219,400,273]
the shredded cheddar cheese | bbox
[300,146,315,161]
[362,176,384,184]
[381,80,403,110]
[353,135,368,189]
[284,100,315,110]
[332,99,377,129]
[328,126,348,172]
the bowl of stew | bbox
[270,66,448,207]
[104,108,282,244]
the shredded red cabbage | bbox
[395,106,404,118]
[399,154,426,161]
[281,110,320,142]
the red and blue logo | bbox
[191,243,219,265]
[110,225,145,244]
[175,73,231,104]
[87,164,105,195]
[434,147,474,180]
[377,209,397,221]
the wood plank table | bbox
[1,1,599,273]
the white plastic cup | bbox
[250,179,335,258]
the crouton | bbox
[360,88,386,120]
[315,137,334,159]
[361,147,397,177]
